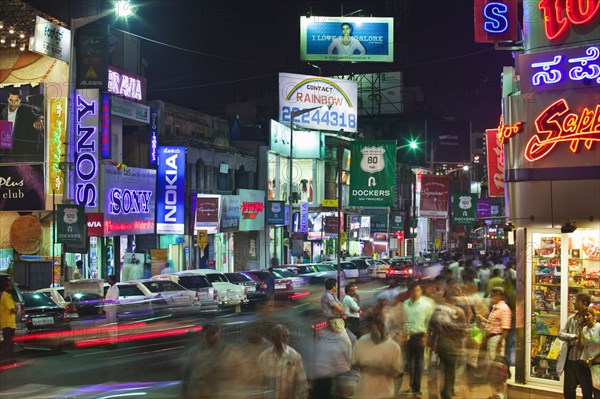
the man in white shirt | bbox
[104,275,120,346]
[343,284,361,338]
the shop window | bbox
[235,165,248,190]
[217,167,230,191]
[175,125,181,136]
[196,160,205,190]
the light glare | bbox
[115,0,133,17]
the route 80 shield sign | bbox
[349,140,397,207]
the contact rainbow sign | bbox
[279,72,358,132]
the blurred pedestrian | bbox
[403,282,434,397]
[258,324,308,399]
[311,320,353,398]
[343,284,361,338]
[226,323,271,394]
[321,278,346,336]
[73,260,83,280]
[352,305,403,398]
[0,280,17,363]
[578,309,600,398]
[104,275,119,346]
[559,294,593,399]
[428,284,468,399]
[182,324,229,398]
[266,267,276,309]
[477,262,491,293]
[486,269,505,296]
[477,287,512,399]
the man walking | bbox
[403,282,434,398]
[104,275,119,346]
[559,293,593,399]
[0,281,17,363]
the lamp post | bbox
[287,104,330,263]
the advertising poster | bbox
[86,213,104,236]
[0,121,13,150]
[266,201,287,225]
[102,165,156,236]
[477,198,492,218]
[279,72,358,133]
[0,164,45,211]
[300,16,394,62]
[220,195,241,232]
[195,194,221,234]
[428,118,471,164]
[56,204,86,245]
[349,140,397,207]
[47,98,67,195]
[486,128,505,197]
[73,89,100,211]
[389,211,404,232]
[238,189,265,232]
[419,174,450,219]
[452,193,478,226]
[270,120,322,158]
[76,22,109,89]
[0,84,45,163]
[156,146,186,235]
[121,252,144,282]
[30,16,72,62]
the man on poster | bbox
[0,88,44,161]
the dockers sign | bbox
[348,140,397,207]
[156,147,186,234]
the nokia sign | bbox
[156,146,186,234]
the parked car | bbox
[186,270,248,307]
[224,272,266,305]
[104,282,154,319]
[37,287,102,318]
[347,258,372,281]
[241,270,294,300]
[19,292,71,349]
[152,272,219,311]
[272,268,305,290]
[385,257,421,284]
[319,261,360,280]
[135,279,198,311]
[371,259,391,279]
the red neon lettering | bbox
[241,202,264,219]
[524,98,600,162]
[497,116,523,145]
[538,0,600,40]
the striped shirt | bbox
[560,314,583,361]
[486,300,512,335]
[257,344,308,399]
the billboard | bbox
[419,174,450,219]
[486,128,505,197]
[428,118,472,164]
[349,140,397,207]
[452,193,478,226]
[266,201,287,225]
[0,164,45,211]
[0,84,45,163]
[279,72,358,133]
[76,22,109,89]
[220,195,241,232]
[156,147,186,235]
[47,98,67,195]
[270,120,322,158]
[56,204,86,245]
[195,194,221,234]
[300,16,394,63]
[102,165,156,236]
[29,16,72,63]
[238,189,265,232]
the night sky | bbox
[27,0,513,132]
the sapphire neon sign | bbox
[474,0,518,43]
[519,45,600,93]
[74,90,99,210]
[483,2,509,33]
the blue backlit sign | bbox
[483,2,509,33]
[101,93,111,159]
[74,89,99,211]
[149,108,158,166]
[156,146,186,234]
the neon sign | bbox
[48,98,66,194]
[101,93,111,159]
[75,90,99,209]
[241,201,265,219]
[525,98,600,162]
[156,147,186,234]
[538,0,600,40]
[109,188,152,215]
[107,66,145,101]
[520,45,600,92]
[484,2,509,33]
[497,116,523,145]
[149,108,158,166]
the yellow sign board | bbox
[197,230,208,249]
[321,199,338,208]
[435,238,441,249]
[340,232,347,245]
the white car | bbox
[105,282,154,319]
[152,272,219,311]
[187,270,248,307]
[134,279,198,310]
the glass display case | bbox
[528,230,600,383]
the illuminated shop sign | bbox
[238,189,265,231]
[102,165,156,236]
[74,89,100,211]
[241,202,264,219]
[107,65,146,102]
[149,108,158,166]
[474,0,518,43]
[503,98,600,162]
[48,98,67,195]
[299,202,309,232]
[497,116,523,145]
[156,146,186,235]
[519,45,600,93]
[101,93,111,159]
[538,0,600,40]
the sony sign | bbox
[107,65,147,102]
[74,89,99,211]
[156,146,186,234]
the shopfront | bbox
[499,1,600,393]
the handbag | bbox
[556,342,569,375]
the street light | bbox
[287,104,331,263]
